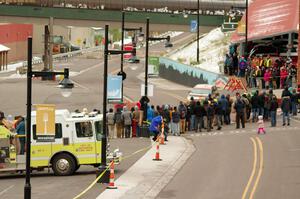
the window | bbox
[75,122,93,138]
[95,121,103,141]
[32,123,62,140]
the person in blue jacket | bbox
[149,115,163,142]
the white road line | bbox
[0,185,14,196]
[219,132,224,135]
[212,132,218,136]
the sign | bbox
[148,56,159,76]
[123,44,133,59]
[190,20,198,33]
[108,75,122,102]
[35,104,55,142]
[237,20,246,35]
[141,84,154,97]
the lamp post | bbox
[98,25,133,177]
[245,0,248,58]
[297,3,300,92]
[197,0,200,63]
[120,11,144,101]
[143,18,173,121]
[25,37,74,199]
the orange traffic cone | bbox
[159,123,166,145]
[153,141,162,161]
[106,161,117,189]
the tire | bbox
[75,164,80,172]
[52,153,76,176]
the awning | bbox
[231,0,299,43]
[0,44,10,52]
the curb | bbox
[143,137,196,199]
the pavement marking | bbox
[0,185,14,196]
[249,137,264,199]
[242,137,258,199]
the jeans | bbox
[236,112,245,128]
[190,115,195,131]
[252,108,259,122]
[195,116,203,132]
[124,125,131,138]
[19,137,25,155]
[292,102,297,115]
[270,111,276,127]
[259,107,264,116]
[171,122,180,135]
[282,111,290,125]
[215,114,222,128]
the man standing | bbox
[234,94,245,129]
[122,106,132,138]
[114,108,123,138]
[178,101,187,134]
[107,108,115,139]
[189,97,196,131]
[281,95,292,126]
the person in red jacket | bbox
[280,67,288,89]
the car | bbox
[187,84,214,101]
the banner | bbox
[107,75,122,103]
[35,104,55,142]
[190,20,198,33]
[148,56,159,76]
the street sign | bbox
[148,56,159,76]
[108,75,122,103]
[190,20,198,33]
[141,84,154,97]
[35,104,55,142]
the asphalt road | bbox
[0,32,195,199]
[157,117,300,199]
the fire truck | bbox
[0,109,121,176]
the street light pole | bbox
[25,37,33,199]
[99,25,133,178]
[245,0,248,58]
[100,24,109,172]
[25,37,73,199]
[197,0,200,63]
[297,3,300,91]
[121,11,125,102]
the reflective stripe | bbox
[77,154,96,158]
[31,157,49,161]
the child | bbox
[257,115,266,134]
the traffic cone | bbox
[153,141,162,161]
[159,123,166,145]
[106,161,117,189]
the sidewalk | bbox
[97,136,195,199]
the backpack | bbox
[115,113,123,124]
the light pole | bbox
[297,3,300,92]
[245,0,248,58]
[98,25,133,179]
[143,18,173,121]
[197,0,200,63]
[120,11,144,101]
[25,37,74,199]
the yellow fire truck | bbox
[0,109,121,176]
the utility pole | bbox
[49,17,54,71]
[245,0,248,58]
[297,2,300,91]
[197,0,200,63]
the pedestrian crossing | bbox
[186,126,299,137]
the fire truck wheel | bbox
[52,153,76,176]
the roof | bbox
[231,0,299,43]
[0,44,10,52]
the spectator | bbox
[132,106,140,137]
[147,105,154,123]
[194,101,204,132]
[269,95,278,127]
[238,56,247,77]
[114,108,123,138]
[189,97,196,131]
[234,94,245,129]
[291,89,298,116]
[219,94,229,125]
[122,106,132,138]
[171,107,180,136]
[264,69,271,88]
[225,94,233,125]
[178,101,187,134]
[280,67,288,88]
[204,100,214,132]
[107,108,115,139]
[251,90,259,122]
[149,115,163,142]
[281,95,291,126]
